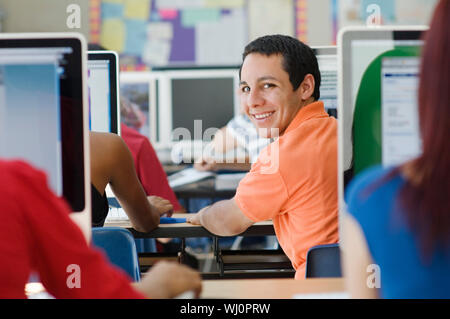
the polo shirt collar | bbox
[284,101,327,135]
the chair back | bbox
[305,243,342,278]
[91,227,141,281]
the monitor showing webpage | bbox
[339,28,426,196]
[0,37,86,213]
[88,59,111,133]
[315,49,337,116]
[349,38,423,177]
[87,51,119,135]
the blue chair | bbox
[91,227,141,281]
[305,243,342,278]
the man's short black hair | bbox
[240,34,321,100]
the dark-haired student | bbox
[187,34,339,279]
[0,160,201,298]
[342,0,450,299]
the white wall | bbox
[0,0,89,40]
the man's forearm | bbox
[198,200,247,236]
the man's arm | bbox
[186,197,254,236]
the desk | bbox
[172,178,236,200]
[104,214,274,239]
[105,215,291,278]
[201,278,346,299]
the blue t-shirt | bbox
[345,165,450,299]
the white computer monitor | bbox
[312,46,337,118]
[119,71,159,145]
[338,26,428,225]
[87,50,120,135]
[0,33,91,240]
[157,68,240,149]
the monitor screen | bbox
[0,34,87,213]
[87,51,119,134]
[313,47,338,117]
[339,27,426,202]
[171,77,235,140]
[119,72,159,144]
[162,69,239,145]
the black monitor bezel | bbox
[87,51,119,135]
[0,37,86,212]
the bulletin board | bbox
[90,0,249,70]
[90,0,307,70]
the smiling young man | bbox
[187,35,339,279]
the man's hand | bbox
[135,261,202,299]
[186,206,210,225]
[186,213,201,225]
[147,196,173,217]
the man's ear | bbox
[298,74,315,101]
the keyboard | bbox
[105,207,129,222]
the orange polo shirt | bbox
[235,101,338,279]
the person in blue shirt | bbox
[342,0,450,298]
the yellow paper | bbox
[204,0,244,9]
[124,0,151,20]
[204,0,244,8]
[100,19,125,53]
[103,0,125,4]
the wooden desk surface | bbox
[105,214,274,239]
[201,278,346,299]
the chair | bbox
[305,243,342,278]
[91,227,141,281]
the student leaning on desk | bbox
[0,160,201,299]
[90,131,173,231]
[342,0,450,299]
[187,34,339,279]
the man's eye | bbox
[241,86,250,93]
[263,83,275,89]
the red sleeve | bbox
[0,160,145,299]
[135,139,182,211]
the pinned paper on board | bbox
[147,22,174,40]
[124,19,148,55]
[156,0,203,10]
[195,9,246,65]
[181,8,221,28]
[124,0,151,20]
[103,0,125,4]
[101,2,125,19]
[159,9,178,19]
[142,40,172,66]
[248,0,294,41]
[204,0,245,8]
[100,19,126,53]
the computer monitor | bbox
[338,26,427,218]
[158,68,240,148]
[119,71,159,145]
[87,51,120,135]
[0,33,91,239]
[312,46,337,118]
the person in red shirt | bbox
[0,160,201,299]
[120,121,183,213]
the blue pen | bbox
[159,217,187,224]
